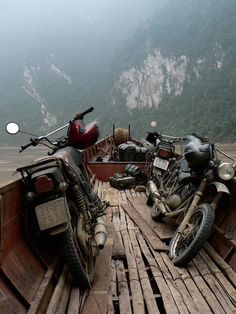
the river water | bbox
[0,144,236,186]
[0,147,48,185]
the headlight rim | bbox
[217,162,235,181]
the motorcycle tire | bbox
[169,203,215,267]
[59,226,95,289]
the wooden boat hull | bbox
[1,136,236,313]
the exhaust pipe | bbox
[147,180,160,198]
[147,180,167,215]
[94,215,107,249]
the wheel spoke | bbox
[175,211,204,255]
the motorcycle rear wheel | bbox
[59,226,95,289]
[169,203,215,267]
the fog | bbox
[0,0,166,144]
[0,0,162,59]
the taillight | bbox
[34,175,55,193]
[158,149,171,159]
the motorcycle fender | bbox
[209,181,230,194]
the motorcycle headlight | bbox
[217,162,235,181]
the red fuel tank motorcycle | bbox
[6,107,108,289]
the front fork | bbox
[178,179,224,234]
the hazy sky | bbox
[0,0,163,68]
[0,0,160,31]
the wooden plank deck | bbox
[88,180,236,314]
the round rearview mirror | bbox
[151,121,157,128]
[5,122,20,135]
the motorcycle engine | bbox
[166,183,195,210]
[166,194,181,209]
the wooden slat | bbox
[81,231,113,314]
[130,198,175,240]
[127,217,161,314]
[200,249,236,304]
[121,219,145,314]
[153,252,189,314]
[135,231,179,314]
[110,260,117,299]
[160,253,202,314]
[116,260,132,314]
[188,261,227,313]
[175,266,212,313]
[46,266,68,314]
[67,287,81,314]
[122,204,168,251]
[56,278,71,314]
[105,186,119,206]
[107,286,114,314]
[93,179,99,195]
[193,254,235,313]
[112,226,126,259]
[204,243,236,287]
[27,260,58,314]
[106,205,125,259]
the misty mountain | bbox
[109,0,236,141]
[1,0,236,144]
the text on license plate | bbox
[153,157,169,171]
[35,197,70,230]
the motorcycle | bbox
[145,126,181,206]
[5,106,108,289]
[147,132,236,266]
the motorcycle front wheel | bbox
[169,203,215,267]
[59,226,95,289]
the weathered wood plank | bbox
[135,231,180,314]
[200,249,236,304]
[93,179,99,195]
[204,243,236,287]
[121,222,145,314]
[116,259,132,314]
[131,197,175,240]
[105,186,119,206]
[160,253,202,314]
[27,260,58,314]
[110,260,117,298]
[81,234,113,314]
[56,277,71,314]
[46,266,68,314]
[67,287,81,314]
[193,254,235,313]
[112,226,126,259]
[153,252,189,314]
[188,261,227,313]
[175,266,212,313]
[112,206,124,249]
[127,224,161,314]
[122,203,168,251]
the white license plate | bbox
[35,197,70,230]
[153,157,169,171]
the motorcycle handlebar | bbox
[20,140,34,152]
[76,106,94,120]
[191,132,209,143]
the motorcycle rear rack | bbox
[16,156,65,174]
